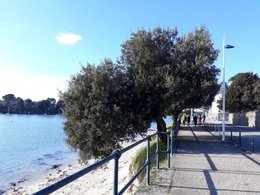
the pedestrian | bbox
[183,115,187,125]
[187,115,190,126]
[198,115,202,126]
[193,114,198,127]
[202,114,206,125]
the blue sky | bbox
[0,0,260,100]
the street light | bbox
[222,35,234,141]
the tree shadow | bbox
[138,126,260,195]
[203,170,217,195]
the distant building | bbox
[208,82,229,121]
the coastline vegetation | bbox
[0,93,63,115]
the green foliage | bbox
[61,26,220,160]
[166,26,220,120]
[225,72,260,112]
[253,80,260,110]
[0,94,62,114]
[120,26,219,129]
[121,27,179,132]
[3,94,16,102]
[61,59,151,160]
[15,97,24,114]
[129,136,167,183]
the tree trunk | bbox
[172,114,178,126]
[155,117,167,142]
[172,111,181,129]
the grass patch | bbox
[166,123,173,129]
[129,126,173,184]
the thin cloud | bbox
[56,32,82,45]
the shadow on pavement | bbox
[135,126,260,195]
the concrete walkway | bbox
[135,126,260,195]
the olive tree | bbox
[167,26,220,123]
[60,59,151,160]
[121,27,178,133]
[121,26,219,127]
[61,26,220,159]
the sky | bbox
[0,0,260,101]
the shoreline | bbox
[4,133,152,195]
[0,151,78,193]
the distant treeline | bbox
[0,94,64,115]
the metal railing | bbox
[208,123,260,153]
[33,121,180,195]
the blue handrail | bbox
[33,121,180,195]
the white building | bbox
[207,82,228,121]
[208,93,222,120]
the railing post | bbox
[156,132,159,169]
[146,136,151,185]
[176,120,179,137]
[230,128,233,141]
[171,125,174,155]
[113,150,121,195]
[239,131,242,146]
[167,132,170,168]
[251,136,255,153]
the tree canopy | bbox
[61,60,151,160]
[61,26,220,160]
[254,80,260,110]
[0,94,63,114]
[166,27,219,121]
[120,27,179,132]
[225,72,260,112]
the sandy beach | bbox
[4,134,151,195]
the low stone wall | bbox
[229,111,260,128]
[253,111,260,128]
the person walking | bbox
[198,115,202,126]
[187,115,190,126]
[183,115,187,125]
[193,114,198,127]
[202,114,206,125]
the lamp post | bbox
[222,35,234,141]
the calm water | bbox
[0,114,78,190]
[0,114,172,191]
[150,117,172,130]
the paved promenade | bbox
[135,126,260,195]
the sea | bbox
[0,114,78,191]
[0,114,172,191]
